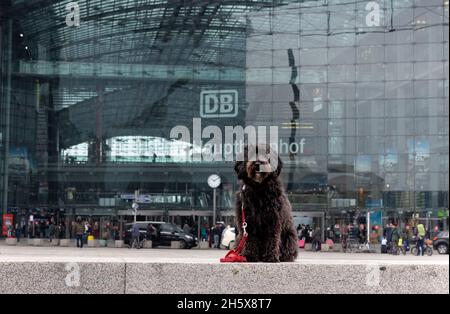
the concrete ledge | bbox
[5,238,17,246]
[107,240,116,248]
[126,263,449,294]
[198,242,210,250]
[33,239,43,247]
[143,241,153,249]
[0,261,124,294]
[59,239,72,247]
[0,259,447,294]
[87,240,98,248]
[333,244,342,252]
[115,240,124,248]
[50,240,60,246]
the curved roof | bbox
[10,0,290,65]
[9,0,298,147]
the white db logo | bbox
[200,90,238,118]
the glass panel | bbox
[0,0,447,243]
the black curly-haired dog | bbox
[234,145,298,262]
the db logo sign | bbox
[200,90,238,118]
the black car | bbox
[433,231,449,255]
[123,222,197,249]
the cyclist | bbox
[391,223,400,255]
[416,222,426,256]
[131,222,141,249]
[341,224,349,252]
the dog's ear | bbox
[234,145,248,180]
[274,156,283,177]
[267,146,283,177]
[234,161,246,180]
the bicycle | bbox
[411,241,433,256]
[128,237,146,249]
[391,239,407,255]
[393,243,407,255]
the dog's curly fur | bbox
[234,146,298,262]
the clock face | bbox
[207,174,221,189]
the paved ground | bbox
[1,243,448,265]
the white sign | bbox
[200,90,238,118]
[365,1,380,27]
[120,194,152,203]
[66,2,80,27]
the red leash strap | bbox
[220,190,248,263]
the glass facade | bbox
[0,0,448,241]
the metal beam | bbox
[16,60,245,82]
[2,19,12,215]
[48,24,246,54]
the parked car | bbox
[433,231,449,255]
[221,226,236,249]
[123,221,197,249]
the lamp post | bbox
[132,190,139,223]
[207,174,221,226]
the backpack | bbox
[417,224,426,238]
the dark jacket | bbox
[385,227,393,242]
[131,224,140,237]
[391,227,400,242]
[74,222,84,235]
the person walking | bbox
[385,223,393,253]
[311,228,322,252]
[146,223,156,242]
[341,224,349,252]
[15,222,21,242]
[218,223,225,247]
[391,223,400,255]
[200,225,208,241]
[35,221,40,238]
[416,222,426,256]
[74,217,84,248]
[183,223,191,235]
[55,223,63,244]
[83,221,91,244]
[131,222,141,249]
[381,236,388,254]
[212,224,220,249]
[401,227,410,253]
[92,221,100,239]
[48,221,56,243]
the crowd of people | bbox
[381,221,430,256]
[297,220,436,255]
[5,215,121,247]
[183,221,230,249]
[7,217,66,243]
[70,217,121,248]
[4,213,440,256]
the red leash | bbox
[220,192,248,263]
